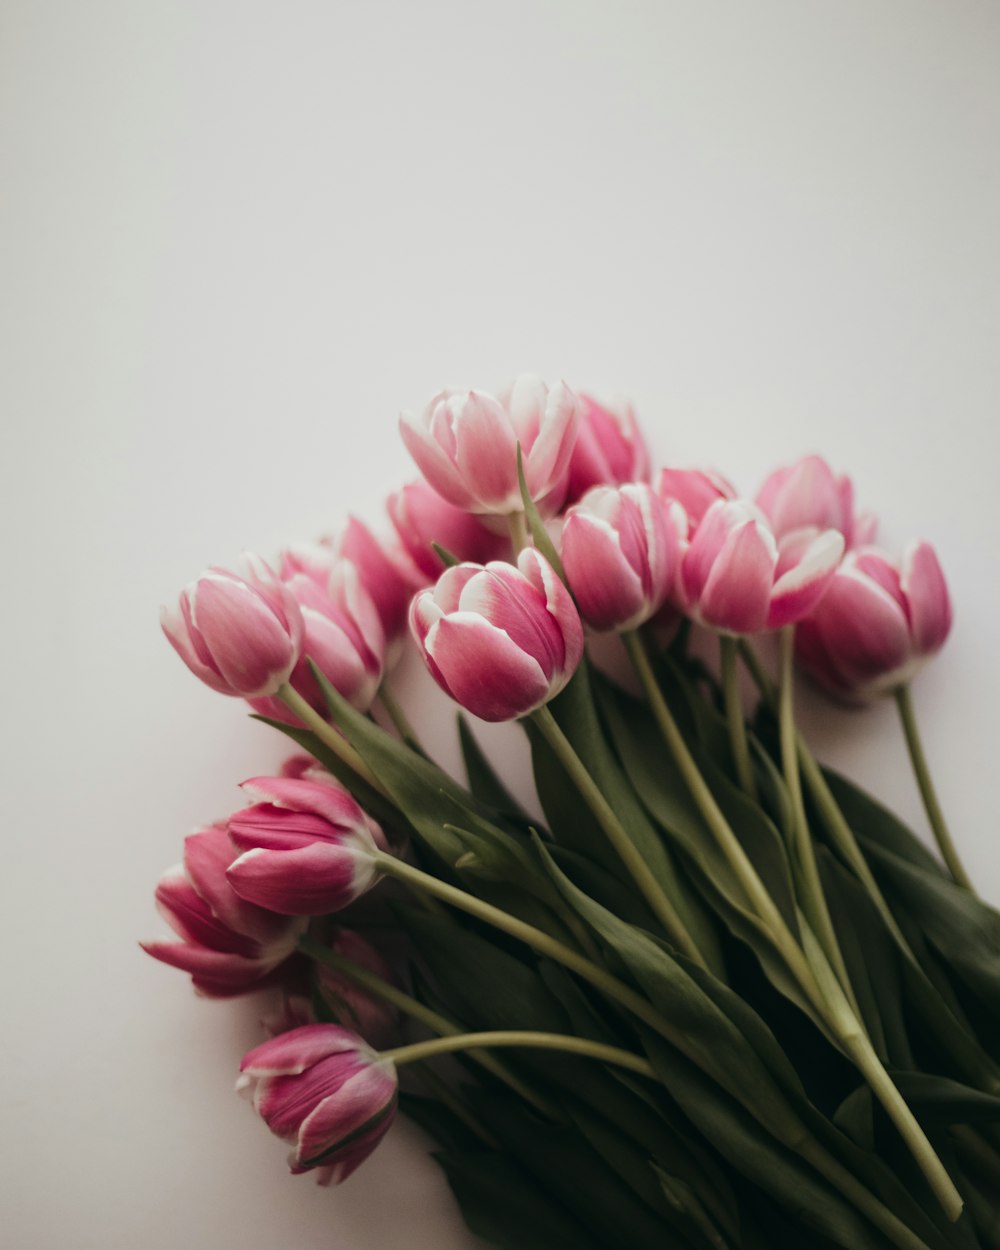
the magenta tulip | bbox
[161,556,304,698]
[410,549,584,721]
[561,483,683,632]
[238,1024,398,1184]
[315,929,401,1048]
[334,516,424,650]
[226,776,387,916]
[678,499,844,635]
[386,480,506,578]
[565,395,651,504]
[756,454,876,548]
[399,375,580,517]
[796,542,952,701]
[141,823,304,997]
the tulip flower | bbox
[399,375,580,517]
[315,929,401,1048]
[795,542,952,701]
[142,824,304,996]
[658,467,737,532]
[226,776,387,916]
[410,549,584,721]
[565,395,651,504]
[561,483,683,632]
[386,480,505,578]
[678,499,844,635]
[334,516,424,650]
[756,454,876,549]
[161,556,304,698]
[238,1024,398,1184]
[249,562,385,724]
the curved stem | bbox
[895,684,973,891]
[720,635,757,800]
[531,704,708,971]
[277,684,385,795]
[507,510,529,557]
[382,1029,657,1080]
[377,683,424,754]
[300,937,558,1119]
[778,627,861,1019]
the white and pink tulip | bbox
[565,394,651,504]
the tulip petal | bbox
[768,529,844,628]
[295,1065,398,1171]
[424,614,550,721]
[192,575,297,697]
[241,1024,367,1078]
[227,842,378,915]
[901,541,952,655]
[695,519,776,634]
[810,569,912,691]
[562,512,646,631]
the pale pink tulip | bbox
[678,499,844,634]
[161,556,303,698]
[410,549,584,721]
[400,375,580,517]
[796,542,952,701]
[386,480,505,577]
[141,824,304,997]
[561,483,683,632]
[756,454,876,549]
[226,776,387,916]
[238,1024,398,1184]
[565,395,651,504]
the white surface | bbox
[3,2,1000,1247]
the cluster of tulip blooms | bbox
[145,377,996,1250]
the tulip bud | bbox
[226,776,387,916]
[315,929,401,1048]
[333,516,424,651]
[410,549,584,721]
[238,1024,398,1184]
[141,824,304,997]
[399,375,580,517]
[561,483,682,632]
[161,556,304,698]
[678,499,844,635]
[795,542,952,701]
[386,480,506,578]
[658,467,737,532]
[756,454,876,549]
[565,395,651,504]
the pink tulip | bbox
[399,375,580,517]
[386,480,506,578]
[161,556,304,698]
[238,1024,398,1184]
[756,454,876,549]
[410,549,584,721]
[658,467,738,532]
[795,542,952,701]
[226,776,387,916]
[249,562,385,724]
[678,499,845,634]
[565,395,651,504]
[561,483,683,632]
[315,929,400,1048]
[141,824,304,997]
[334,516,424,650]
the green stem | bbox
[720,635,758,800]
[778,627,861,1019]
[377,683,424,754]
[895,684,973,891]
[531,704,708,971]
[277,683,385,795]
[625,630,963,1220]
[382,1029,657,1080]
[300,937,557,1119]
[507,510,529,556]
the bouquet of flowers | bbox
[144,377,1000,1250]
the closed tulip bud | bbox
[161,556,304,698]
[386,480,506,578]
[334,516,424,652]
[565,395,651,504]
[400,375,580,517]
[679,499,844,635]
[226,776,387,916]
[658,467,737,532]
[316,929,401,1048]
[410,549,584,721]
[141,824,304,997]
[249,562,385,724]
[237,1024,398,1184]
[561,483,682,632]
[756,454,876,548]
[795,542,952,701]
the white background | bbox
[3,2,999,1247]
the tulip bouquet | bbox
[146,378,1000,1250]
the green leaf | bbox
[457,714,533,821]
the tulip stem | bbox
[530,704,709,971]
[300,938,559,1120]
[719,635,758,800]
[382,1030,657,1080]
[778,627,861,1018]
[895,684,973,891]
[277,684,386,796]
[507,510,529,557]
[377,683,424,755]
[625,630,963,1219]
